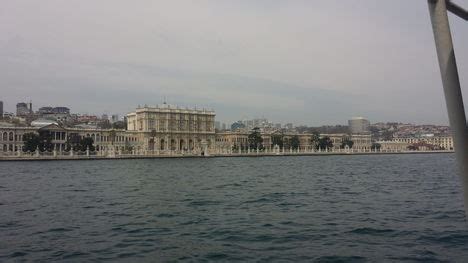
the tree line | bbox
[246,128,349,150]
[22,131,95,152]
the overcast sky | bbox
[1,0,468,125]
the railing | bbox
[0,147,454,160]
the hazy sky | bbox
[1,0,468,125]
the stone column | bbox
[166,136,169,153]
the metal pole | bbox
[428,0,468,216]
[446,0,468,21]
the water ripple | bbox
[0,154,467,261]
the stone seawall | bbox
[0,150,454,161]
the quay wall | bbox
[0,150,455,161]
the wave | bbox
[348,227,396,236]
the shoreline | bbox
[0,150,454,162]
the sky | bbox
[1,0,468,126]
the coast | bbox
[0,150,454,161]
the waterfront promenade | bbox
[0,148,454,161]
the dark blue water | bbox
[1,154,467,262]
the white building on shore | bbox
[126,104,216,154]
[393,135,454,150]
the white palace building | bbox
[126,104,216,154]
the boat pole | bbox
[428,0,468,217]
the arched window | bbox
[9,132,14,141]
[180,139,185,151]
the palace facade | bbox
[0,123,139,154]
[392,136,454,150]
[215,131,372,152]
[126,104,216,154]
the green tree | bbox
[80,137,95,151]
[65,134,95,151]
[271,133,284,148]
[38,131,54,152]
[65,133,82,151]
[248,127,263,149]
[290,135,300,150]
[311,131,320,149]
[23,132,40,152]
[341,138,354,149]
[232,144,239,151]
[371,142,381,150]
[318,136,333,150]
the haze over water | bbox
[1,154,468,262]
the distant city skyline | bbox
[0,99,457,127]
[1,0,467,125]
